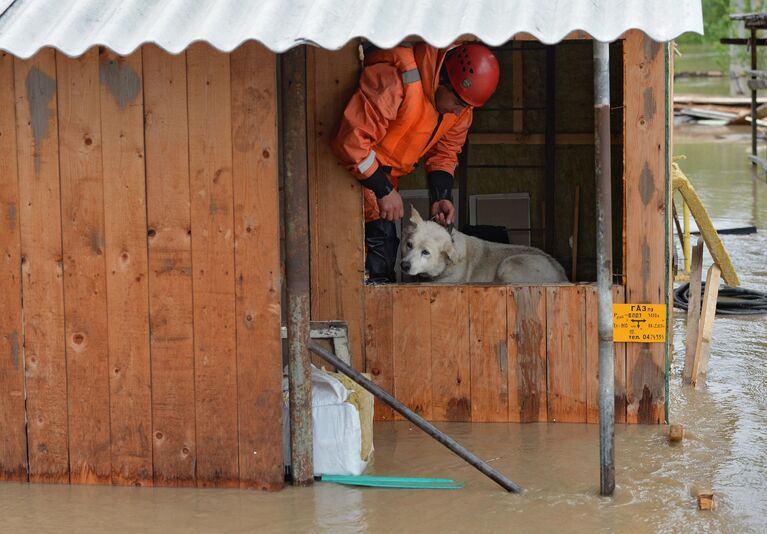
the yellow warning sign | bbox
[613,304,667,343]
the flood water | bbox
[4,139,767,533]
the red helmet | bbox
[444,44,500,107]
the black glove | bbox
[361,166,394,198]
[427,170,453,206]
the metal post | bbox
[281,46,313,485]
[751,27,758,159]
[593,40,615,496]
[307,342,523,493]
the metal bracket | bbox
[281,320,352,366]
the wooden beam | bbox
[691,264,722,388]
[307,45,365,371]
[624,31,668,424]
[143,44,196,487]
[14,49,70,483]
[57,48,112,485]
[99,47,153,487]
[187,43,239,488]
[0,50,27,482]
[468,132,622,145]
[682,239,704,383]
[231,42,284,490]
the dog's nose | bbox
[400,261,411,272]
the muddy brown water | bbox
[3,126,767,533]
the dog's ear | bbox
[409,205,423,224]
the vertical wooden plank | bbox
[364,286,394,421]
[430,287,471,422]
[14,49,70,483]
[469,287,508,422]
[231,42,283,490]
[508,286,547,423]
[614,285,627,424]
[683,239,704,383]
[143,45,196,487]
[691,264,721,388]
[0,50,27,481]
[98,48,153,487]
[307,45,365,371]
[624,30,667,424]
[57,48,111,484]
[392,287,432,419]
[547,285,587,423]
[186,43,239,487]
[586,285,626,423]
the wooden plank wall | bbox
[0,51,27,481]
[0,44,283,488]
[365,284,628,423]
[624,30,668,424]
[307,45,366,371]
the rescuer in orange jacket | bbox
[332,42,500,283]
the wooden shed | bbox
[0,1,703,490]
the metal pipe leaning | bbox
[307,341,523,494]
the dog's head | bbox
[400,207,460,279]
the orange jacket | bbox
[332,43,473,220]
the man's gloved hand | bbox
[431,199,455,226]
[378,189,404,221]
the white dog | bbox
[400,208,568,284]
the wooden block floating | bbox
[697,489,716,511]
[668,424,684,443]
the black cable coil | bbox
[674,282,767,315]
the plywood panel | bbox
[230,42,283,490]
[392,287,432,419]
[57,48,111,484]
[14,49,70,483]
[508,286,547,423]
[186,43,239,487]
[430,287,471,422]
[99,48,153,487]
[469,287,508,422]
[307,45,365,370]
[0,50,27,481]
[624,31,667,424]
[585,285,627,424]
[546,285,586,423]
[364,286,394,421]
[143,44,196,486]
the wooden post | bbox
[691,264,721,388]
[281,46,314,485]
[683,202,691,273]
[571,184,580,281]
[682,238,704,383]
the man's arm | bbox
[331,62,403,199]
[424,109,473,225]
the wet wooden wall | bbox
[0,44,284,489]
[364,284,627,423]
[623,31,669,424]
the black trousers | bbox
[365,219,399,283]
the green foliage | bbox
[677,1,767,71]
[677,0,735,45]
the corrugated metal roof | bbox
[0,0,703,59]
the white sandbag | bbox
[283,366,373,476]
